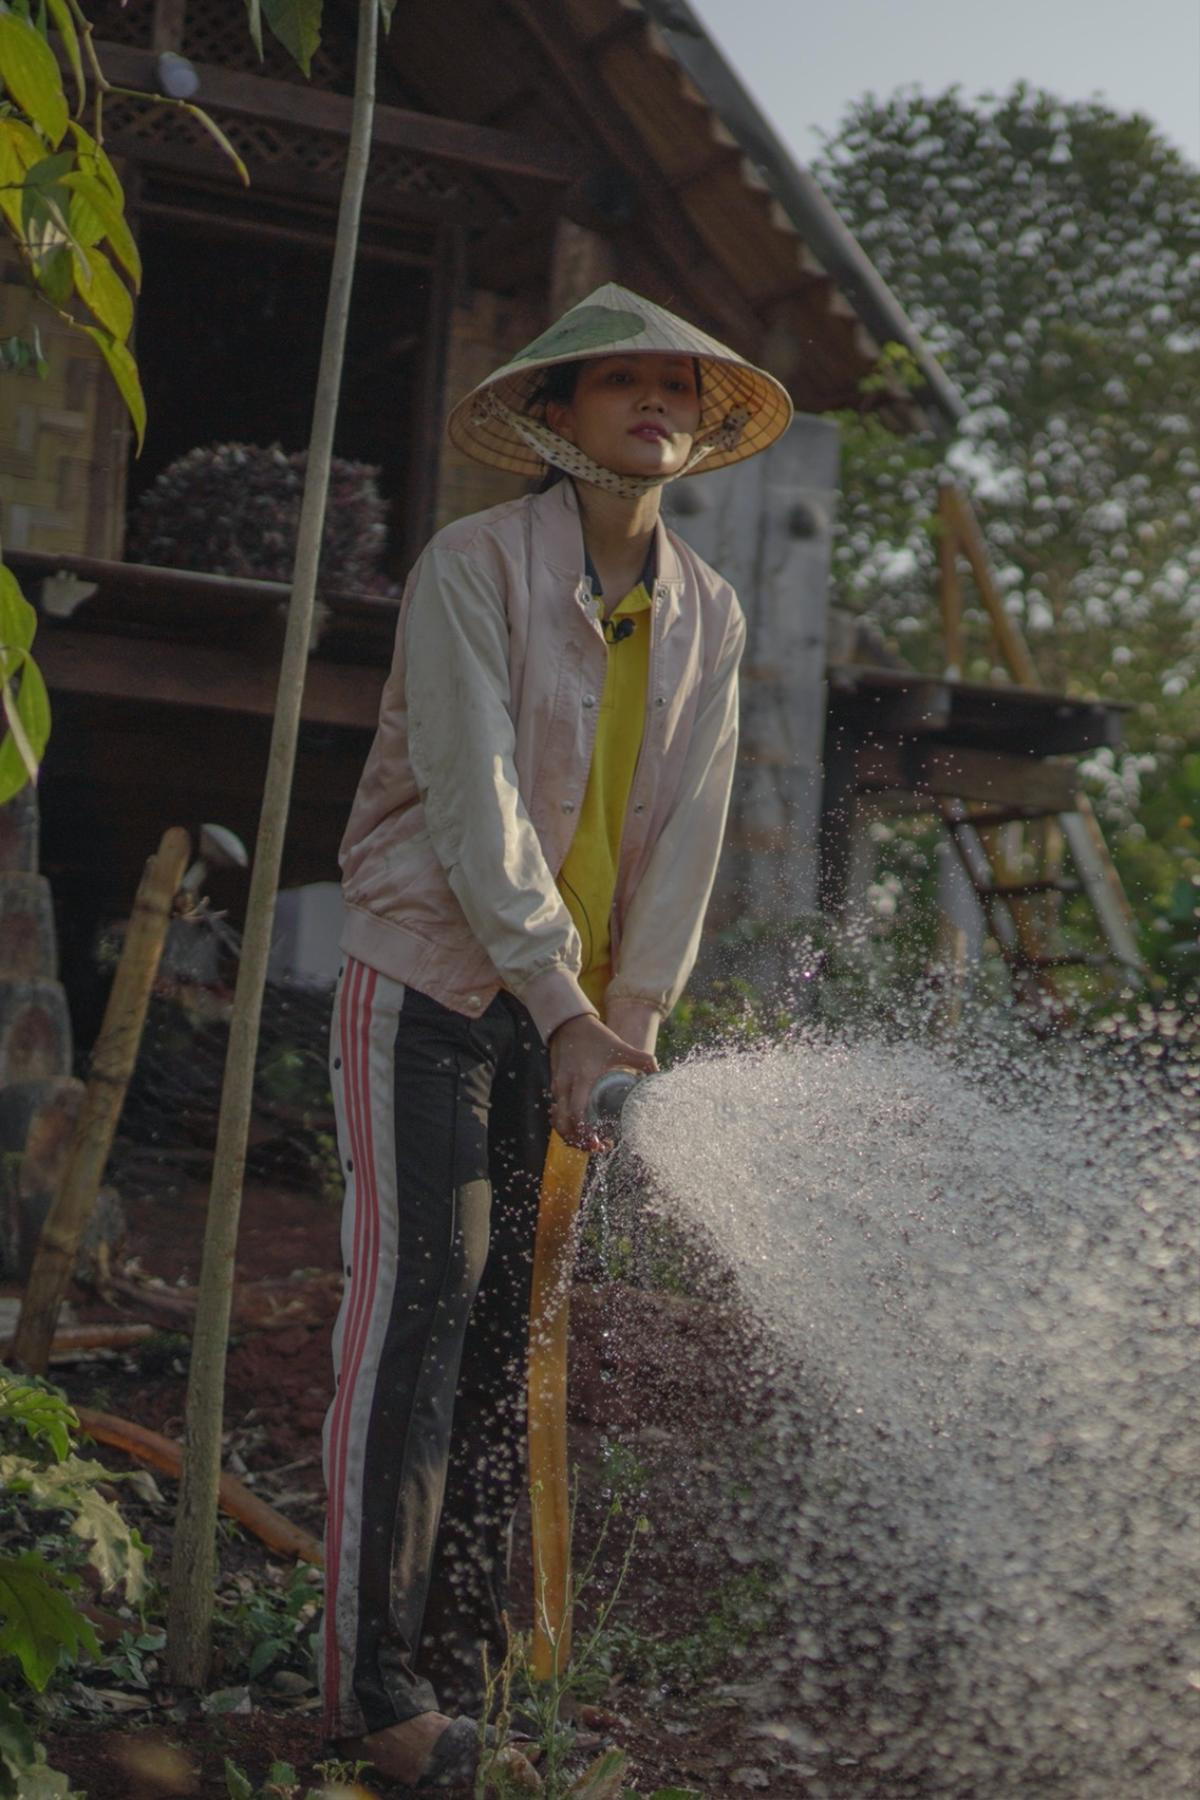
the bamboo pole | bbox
[942,486,1041,688]
[528,1130,590,1682]
[164,0,379,1688]
[10,827,190,1375]
[936,481,965,680]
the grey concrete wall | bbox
[663,415,839,985]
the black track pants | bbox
[320,957,549,1739]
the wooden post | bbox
[549,217,616,317]
[10,827,190,1374]
[165,0,379,1690]
[151,0,187,53]
[943,486,1040,688]
[402,226,457,565]
[937,480,965,679]
[528,1130,589,1681]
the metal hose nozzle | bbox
[587,1067,651,1141]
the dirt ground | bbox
[5,1173,833,1799]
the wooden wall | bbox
[434,287,543,533]
[0,249,130,559]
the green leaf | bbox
[43,0,82,113]
[0,567,38,653]
[5,1758,77,1799]
[647,1790,704,1800]
[265,1762,297,1788]
[0,651,49,801]
[567,1750,629,1799]
[59,170,141,287]
[0,1454,145,1601]
[0,333,44,374]
[247,1634,282,1679]
[223,1756,255,1800]
[80,324,145,451]
[0,1691,37,1773]
[0,9,68,145]
[67,122,122,199]
[0,116,48,230]
[261,0,321,76]
[0,1552,97,1690]
[377,0,395,28]
[174,101,249,185]
[70,244,132,342]
[32,242,71,306]
[245,0,262,57]
[0,1373,73,1460]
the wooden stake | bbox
[164,0,379,1690]
[528,1129,589,1682]
[10,827,190,1375]
[937,481,965,679]
[942,486,1041,688]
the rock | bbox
[0,874,59,978]
[0,978,72,1084]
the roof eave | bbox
[637,0,967,432]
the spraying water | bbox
[619,1011,1200,1796]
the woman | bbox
[322,285,791,1789]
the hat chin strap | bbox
[476,391,749,500]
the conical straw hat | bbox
[446,284,793,479]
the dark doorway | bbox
[130,215,430,578]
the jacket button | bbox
[467,994,481,1008]
[562,801,575,813]
[634,802,645,813]
[655,695,666,707]
[583,694,596,708]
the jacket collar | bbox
[533,478,684,595]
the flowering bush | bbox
[128,443,390,591]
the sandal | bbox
[338,1716,541,1793]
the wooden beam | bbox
[99,131,492,225]
[37,629,385,732]
[92,43,583,184]
[151,0,186,54]
[855,744,1078,813]
[134,196,432,265]
[504,0,766,351]
[582,12,649,58]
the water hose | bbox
[74,1406,325,1566]
[527,1069,648,1681]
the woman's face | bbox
[545,353,702,480]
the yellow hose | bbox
[527,1128,590,1681]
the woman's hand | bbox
[549,1014,658,1150]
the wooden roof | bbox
[83,0,962,425]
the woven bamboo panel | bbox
[85,0,357,89]
[100,93,471,208]
[0,252,129,558]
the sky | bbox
[688,0,1200,169]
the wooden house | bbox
[0,0,1131,1016]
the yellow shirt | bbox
[557,581,651,1012]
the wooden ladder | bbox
[936,481,1144,1014]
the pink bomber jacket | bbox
[338,479,745,1043]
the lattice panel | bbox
[84,0,357,89]
[88,0,152,47]
[101,95,473,209]
[183,0,358,90]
